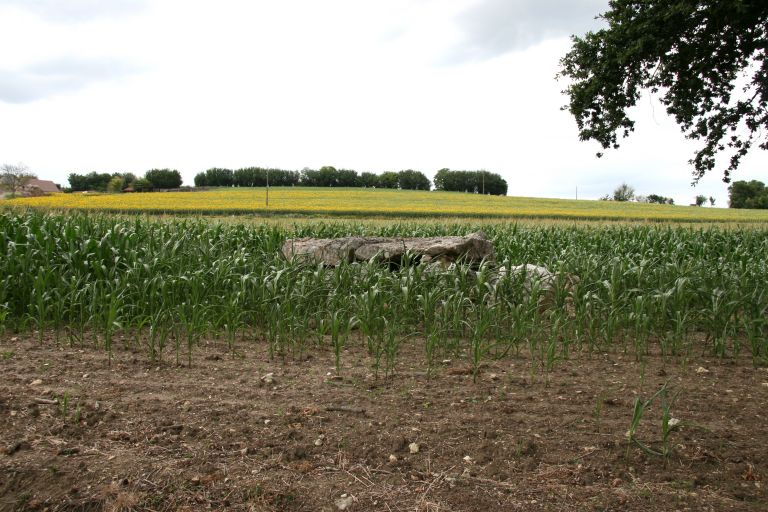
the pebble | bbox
[388,454,398,464]
[409,443,419,454]
[30,379,42,386]
[335,494,354,510]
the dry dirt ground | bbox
[1,332,767,512]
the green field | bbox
[2,209,767,372]
[8,187,768,223]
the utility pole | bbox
[266,168,269,209]
[576,186,578,200]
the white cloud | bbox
[0,57,142,103]
[0,0,146,22]
[441,0,607,64]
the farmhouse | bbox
[23,179,60,196]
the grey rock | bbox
[282,232,494,267]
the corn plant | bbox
[626,381,678,459]
[1,210,767,371]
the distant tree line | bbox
[69,166,511,196]
[644,194,675,205]
[194,166,432,191]
[729,180,768,209]
[68,169,182,192]
[432,169,508,196]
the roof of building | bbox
[25,179,60,193]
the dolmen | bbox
[281,231,495,267]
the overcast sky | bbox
[1,0,765,206]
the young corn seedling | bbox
[593,391,606,434]
[382,318,413,379]
[466,300,495,384]
[329,309,354,375]
[625,381,677,459]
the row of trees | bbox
[729,180,768,209]
[68,169,182,192]
[602,183,721,206]
[194,166,433,191]
[432,169,508,195]
[605,184,676,205]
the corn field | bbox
[1,210,767,374]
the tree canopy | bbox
[612,182,635,202]
[729,179,768,208]
[432,169,508,196]
[144,169,182,189]
[645,194,675,205]
[560,1,768,183]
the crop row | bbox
[10,188,768,222]
[1,210,766,374]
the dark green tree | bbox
[560,1,768,183]
[729,179,768,208]
[194,172,208,187]
[377,171,399,189]
[299,168,320,186]
[114,172,137,185]
[199,168,234,187]
[67,173,88,192]
[67,172,112,192]
[646,194,674,205]
[336,168,360,187]
[432,168,452,191]
[360,172,379,188]
[317,166,340,187]
[431,169,507,195]
[144,169,182,189]
[397,169,431,190]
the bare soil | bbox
[1,333,767,511]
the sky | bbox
[1,0,765,206]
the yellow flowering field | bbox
[8,187,768,222]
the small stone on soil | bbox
[409,443,419,454]
[335,494,354,510]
